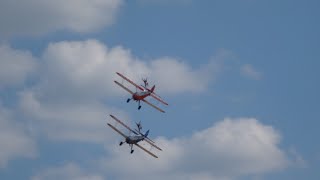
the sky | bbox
[0,0,319,179]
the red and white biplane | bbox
[107,114,162,158]
[114,72,168,113]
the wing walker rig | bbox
[107,72,168,158]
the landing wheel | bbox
[127,98,131,103]
[119,142,123,146]
[130,150,134,154]
[138,106,141,110]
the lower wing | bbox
[135,143,158,158]
[144,138,162,151]
[150,93,169,106]
[142,99,165,113]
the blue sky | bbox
[0,0,319,179]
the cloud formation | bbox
[0,45,37,88]
[102,118,289,180]
[19,91,120,143]
[0,40,294,179]
[36,39,217,102]
[28,117,291,180]
[240,64,262,80]
[14,39,217,143]
[0,105,36,168]
[32,163,103,180]
[0,0,123,37]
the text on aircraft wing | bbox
[116,72,144,91]
[150,93,169,106]
[114,81,134,95]
[144,138,162,151]
[109,114,138,135]
[134,143,158,158]
[107,123,128,138]
[142,99,165,113]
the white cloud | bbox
[0,0,123,38]
[101,118,289,180]
[150,57,212,93]
[38,39,149,101]
[19,90,121,143]
[0,45,37,88]
[36,39,219,102]
[27,117,294,180]
[0,41,291,180]
[32,163,104,180]
[6,39,219,144]
[0,105,36,168]
[240,64,262,80]
[150,48,232,94]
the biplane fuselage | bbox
[125,135,144,144]
[132,91,151,101]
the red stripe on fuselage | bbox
[132,92,150,101]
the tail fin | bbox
[144,130,150,137]
[150,85,155,93]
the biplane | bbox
[114,72,168,113]
[107,114,162,158]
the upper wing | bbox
[150,93,169,106]
[135,143,158,158]
[116,72,144,91]
[144,138,162,151]
[109,114,138,135]
[107,123,128,138]
[114,81,134,95]
[142,99,165,113]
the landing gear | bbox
[130,144,134,154]
[119,142,123,146]
[127,98,131,103]
[138,105,141,110]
